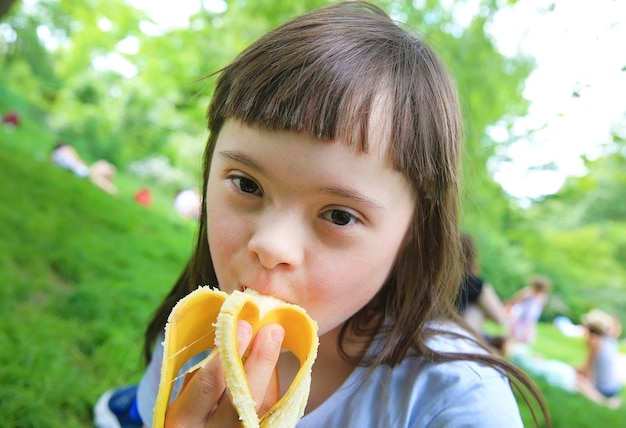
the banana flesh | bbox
[153,287,319,428]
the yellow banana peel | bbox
[153,287,319,428]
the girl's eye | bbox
[321,209,356,226]
[232,176,261,195]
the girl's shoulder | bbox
[300,326,522,427]
[420,323,507,379]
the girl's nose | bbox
[247,212,305,270]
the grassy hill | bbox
[1,99,625,426]
[1,119,196,426]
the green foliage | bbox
[537,149,626,226]
[518,141,626,321]
[1,0,533,180]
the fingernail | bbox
[271,328,285,343]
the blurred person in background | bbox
[576,309,623,408]
[51,142,118,195]
[51,141,90,178]
[455,233,508,337]
[507,275,551,344]
[89,160,118,195]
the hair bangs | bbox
[209,48,398,155]
[206,3,423,155]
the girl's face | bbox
[206,120,415,335]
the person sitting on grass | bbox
[455,233,509,337]
[576,309,623,409]
[489,336,579,395]
[507,275,551,344]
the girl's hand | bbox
[165,320,285,428]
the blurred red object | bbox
[2,111,20,127]
[134,187,152,206]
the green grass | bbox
[2,96,625,427]
[1,121,197,426]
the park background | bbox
[1,0,625,426]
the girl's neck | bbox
[277,324,368,414]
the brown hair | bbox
[460,232,479,275]
[531,275,552,292]
[143,2,548,425]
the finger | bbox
[165,355,226,427]
[258,368,280,417]
[243,323,285,413]
[236,320,253,357]
[205,320,256,428]
[165,321,253,427]
[179,318,251,398]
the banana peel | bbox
[153,287,319,428]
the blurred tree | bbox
[520,131,626,319]
[1,0,533,187]
[528,132,626,228]
[0,1,62,107]
[0,0,18,21]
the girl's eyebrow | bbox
[219,150,267,175]
[320,187,385,210]
[219,150,384,210]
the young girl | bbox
[507,276,551,344]
[97,2,547,426]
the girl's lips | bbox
[239,284,284,302]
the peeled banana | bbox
[152,287,319,428]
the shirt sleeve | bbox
[137,338,164,428]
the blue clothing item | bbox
[138,323,522,427]
[594,336,622,397]
[94,385,143,428]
